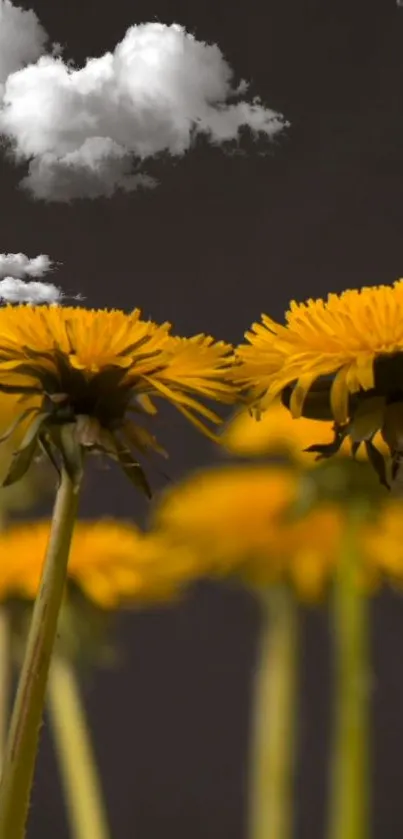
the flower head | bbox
[0,305,235,493]
[237,282,403,488]
[0,519,194,608]
[240,505,346,601]
[153,463,397,600]
[153,464,366,599]
[153,465,299,574]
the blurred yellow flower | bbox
[153,465,299,574]
[153,464,389,600]
[222,400,387,464]
[241,505,345,601]
[0,520,194,609]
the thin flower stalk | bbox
[48,655,110,839]
[328,510,371,839]
[0,607,10,776]
[0,468,81,839]
[248,585,298,839]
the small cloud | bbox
[0,277,62,304]
[0,252,54,279]
[0,18,287,201]
[0,0,47,97]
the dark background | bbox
[2,0,403,836]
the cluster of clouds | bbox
[0,8,286,303]
[0,0,287,201]
[0,252,62,303]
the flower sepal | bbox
[304,425,347,459]
[110,436,152,498]
[2,411,53,487]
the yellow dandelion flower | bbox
[0,519,195,609]
[153,465,379,600]
[153,465,299,572]
[223,399,388,464]
[241,505,345,601]
[237,282,403,487]
[0,305,236,493]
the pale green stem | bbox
[47,655,110,839]
[328,511,370,839]
[0,607,10,775]
[0,509,9,776]
[249,585,298,839]
[0,469,81,839]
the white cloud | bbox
[0,253,63,305]
[0,278,61,303]
[0,0,47,97]
[0,252,54,279]
[0,19,287,201]
[22,138,158,201]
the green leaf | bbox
[2,412,51,487]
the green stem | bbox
[0,469,81,839]
[328,511,371,839]
[249,585,298,839]
[47,655,110,839]
[0,607,10,775]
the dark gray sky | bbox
[3,0,403,836]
